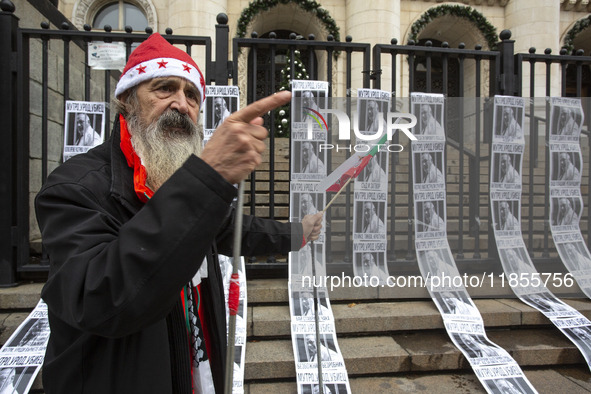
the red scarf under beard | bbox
[119,110,202,202]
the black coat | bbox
[36,117,302,393]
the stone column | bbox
[505,0,560,96]
[168,0,228,70]
[346,0,401,94]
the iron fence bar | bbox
[457,51,465,259]
[543,58,552,257]
[473,51,481,259]
[442,45,448,96]
[390,44,397,263]
[249,36,257,264]
[371,44,381,90]
[0,5,19,284]
[16,29,32,271]
[426,44,432,94]
[308,34,315,80]
[363,44,370,88]
[344,41,352,264]
[577,58,582,98]
[41,29,49,184]
[326,41,333,263]
[267,36,276,264]
[528,54,536,257]
[561,57,567,97]
[405,42,415,261]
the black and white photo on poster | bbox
[353,243,388,284]
[354,150,388,191]
[300,383,348,394]
[549,97,584,142]
[63,101,105,161]
[550,147,582,186]
[556,238,591,273]
[414,198,446,239]
[490,147,523,190]
[291,80,328,124]
[492,96,525,143]
[4,318,49,350]
[491,199,521,235]
[355,89,390,135]
[417,248,462,290]
[294,333,344,365]
[450,332,505,360]
[203,86,240,145]
[0,366,39,394]
[290,289,333,322]
[561,325,591,353]
[410,93,445,140]
[353,195,387,241]
[291,141,327,180]
[520,292,578,318]
[412,143,445,190]
[290,182,325,221]
[432,290,480,321]
[497,245,536,276]
[482,376,537,394]
[550,192,582,232]
[290,242,326,281]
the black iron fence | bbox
[1,3,591,284]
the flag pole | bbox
[322,177,353,213]
[224,180,245,394]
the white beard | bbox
[127,109,203,191]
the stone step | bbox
[247,366,591,393]
[247,279,587,305]
[248,298,591,337]
[242,327,587,381]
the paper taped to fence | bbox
[411,92,538,394]
[490,95,591,370]
[204,86,240,144]
[289,80,351,394]
[0,300,49,394]
[63,101,105,161]
[548,98,591,299]
[350,88,391,284]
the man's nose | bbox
[169,90,190,114]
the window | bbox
[93,1,148,31]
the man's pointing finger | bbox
[230,91,292,124]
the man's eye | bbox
[159,85,172,92]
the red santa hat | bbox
[115,33,205,103]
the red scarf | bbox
[119,114,154,202]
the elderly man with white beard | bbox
[35,33,323,394]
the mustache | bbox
[158,110,195,132]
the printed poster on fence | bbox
[63,101,105,161]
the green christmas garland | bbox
[563,15,591,54]
[409,5,497,50]
[236,0,340,43]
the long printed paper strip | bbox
[490,95,591,371]
[205,85,246,393]
[548,97,591,299]
[411,93,538,394]
[289,80,351,394]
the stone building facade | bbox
[53,0,591,97]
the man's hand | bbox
[201,91,291,184]
[302,212,323,243]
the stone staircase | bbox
[6,280,591,393]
